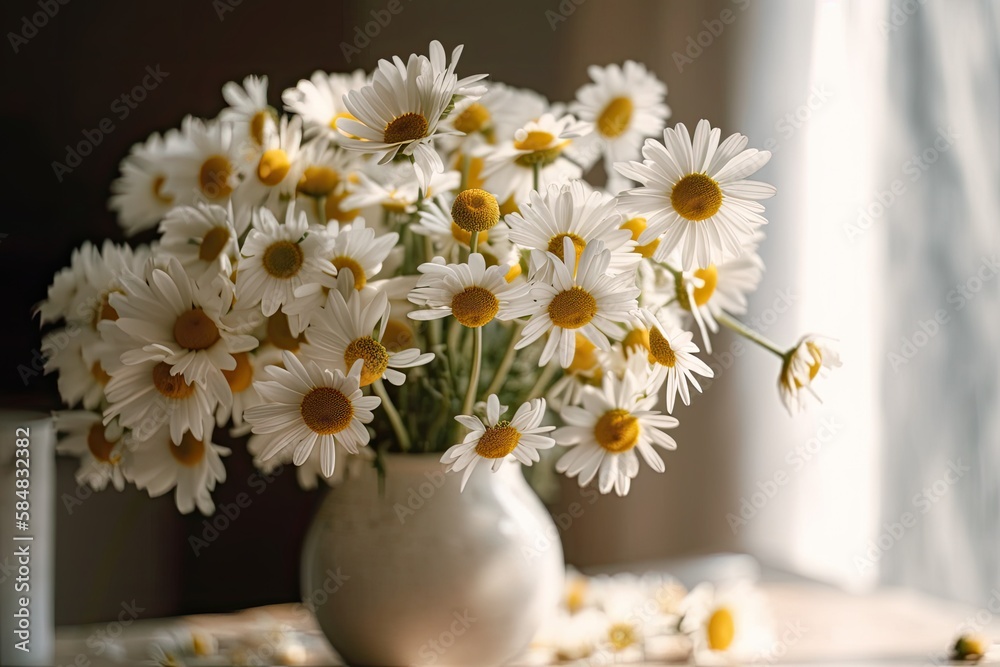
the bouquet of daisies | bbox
[37,40,840,515]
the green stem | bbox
[485,321,524,397]
[532,162,541,192]
[716,311,787,359]
[459,154,471,191]
[526,361,560,401]
[373,380,411,451]
[462,326,483,416]
[470,230,480,254]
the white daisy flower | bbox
[162,116,243,206]
[282,69,368,143]
[234,114,305,209]
[109,129,181,236]
[42,328,107,410]
[220,75,275,148]
[440,394,555,491]
[634,309,713,413]
[216,344,282,434]
[293,139,363,224]
[615,119,776,268]
[107,256,258,404]
[571,61,670,174]
[516,239,639,369]
[679,581,773,664]
[327,218,399,290]
[236,203,336,318]
[554,366,677,496]
[779,335,842,414]
[337,40,487,189]
[408,253,529,328]
[481,113,588,205]
[438,81,549,154]
[158,202,239,284]
[301,274,433,387]
[546,334,604,410]
[244,352,381,477]
[128,418,230,515]
[506,181,640,276]
[54,411,128,491]
[341,163,459,217]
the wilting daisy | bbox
[634,309,713,413]
[282,69,368,143]
[220,75,275,148]
[408,253,529,327]
[128,418,230,515]
[244,352,380,477]
[571,61,669,173]
[54,411,128,491]
[234,115,304,208]
[506,181,640,276]
[441,394,555,491]
[481,113,588,205]
[108,256,258,404]
[616,119,775,268]
[109,130,181,236]
[679,581,773,664]
[301,274,433,387]
[162,116,242,206]
[554,367,677,496]
[158,202,240,283]
[779,335,841,413]
[337,40,486,188]
[516,239,639,369]
[236,203,336,317]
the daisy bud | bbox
[952,634,989,661]
[451,188,500,232]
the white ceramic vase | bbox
[300,453,564,666]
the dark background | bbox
[1,0,741,624]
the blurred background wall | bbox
[2,0,997,624]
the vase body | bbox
[300,454,563,666]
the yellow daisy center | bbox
[199,226,231,262]
[514,131,567,167]
[325,188,361,222]
[452,188,500,233]
[565,578,589,614]
[87,423,119,463]
[382,318,414,352]
[250,110,270,145]
[90,361,111,385]
[222,352,254,393]
[548,287,597,329]
[623,327,650,352]
[597,96,634,138]
[171,431,207,467]
[344,336,389,387]
[621,217,660,258]
[677,265,718,310]
[198,155,234,199]
[453,103,491,135]
[383,112,429,144]
[262,240,304,279]
[647,327,676,368]
[514,130,555,151]
[297,166,340,197]
[152,175,174,205]
[173,308,221,351]
[266,311,305,351]
[608,622,638,651]
[332,256,366,289]
[152,362,195,399]
[450,286,500,328]
[806,342,823,380]
[567,333,599,375]
[257,148,291,186]
[547,232,587,266]
[671,173,723,221]
[300,386,354,435]
[474,421,521,459]
[92,292,120,330]
[707,608,735,651]
[594,409,640,453]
